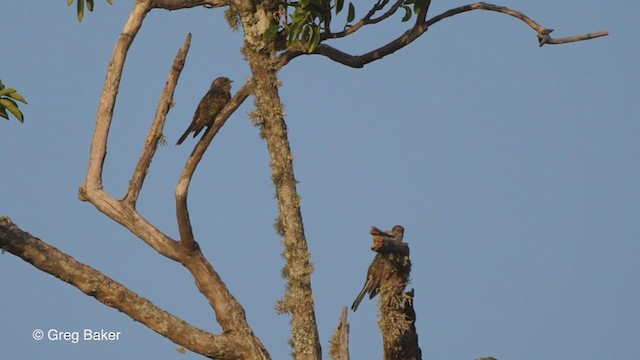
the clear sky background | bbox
[1,1,637,359]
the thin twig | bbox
[322,0,401,40]
[152,0,226,10]
[545,30,608,45]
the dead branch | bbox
[425,2,608,46]
[152,0,226,10]
[79,0,182,260]
[125,33,192,207]
[175,82,252,252]
[384,288,421,360]
[0,217,248,360]
[82,1,151,191]
[279,1,608,68]
[329,307,350,360]
[75,1,269,358]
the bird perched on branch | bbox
[176,76,232,145]
[352,254,385,312]
[352,225,405,311]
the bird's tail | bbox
[176,128,191,145]
[351,278,372,311]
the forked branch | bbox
[125,33,192,206]
[75,1,268,358]
[78,0,182,260]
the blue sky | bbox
[1,1,638,359]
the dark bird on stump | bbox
[351,225,405,311]
[176,76,232,145]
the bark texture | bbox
[0,217,251,360]
[232,1,322,358]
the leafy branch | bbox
[67,0,113,22]
[269,0,429,53]
[0,80,28,123]
[278,1,608,68]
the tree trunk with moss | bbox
[232,1,322,359]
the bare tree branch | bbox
[125,33,192,207]
[0,217,249,360]
[279,2,608,68]
[175,82,252,252]
[152,0,226,10]
[329,307,350,360]
[78,0,183,263]
[425,2,608,46]
[83,1,151,191]
[543,30,609,45]
[76,1,270,358]
[322,0,402,40]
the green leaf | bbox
[77,0,85,22]
[401,6,412,22]
[292,8,311,23]
[8,91,28,104]
[300,24,311,41]
[287,21,303,45]
[0,88,17,97]
[0,98,24,123]
[414,0,428,13]
[308,25,320,53]
[336,0,344,14]
[67,0,73,6]
[0,107,8,120]
[347,3,355,23]
[87,0,94,12]
[263,24,280,41]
